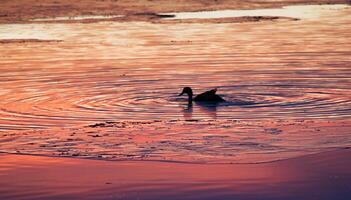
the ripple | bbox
[1,78,350,130]
[0,6,351,131]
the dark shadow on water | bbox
[196,102,218,119]
[181,102,220,120]
[181,102,219,120]
[182,103,194,121]
[180,99,258,120]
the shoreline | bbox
[2,119,350,164]
[1,148,351,200]
[1,146,350,165]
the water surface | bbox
[0,5,350,130]
[0,4,350,163]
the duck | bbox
[178,87,226,104]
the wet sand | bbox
[0,149,350,200]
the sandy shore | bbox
[0,148,350,200]
[0,0,349,23]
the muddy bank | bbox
[0,0,349,23]
[157,16,298,24]
[0,39,62,44]
[20,15,298,25]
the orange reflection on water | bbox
[0,4,350,165]
[0,5,350,130]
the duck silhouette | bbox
[178,87,225,104]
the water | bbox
[0,4,350,163]
[1,5,350,130]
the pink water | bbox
[0,4,350,163]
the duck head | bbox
[179,87,193,103]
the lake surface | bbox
[0,4,350,163]
[1,4,350,131]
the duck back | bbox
[194,89,225,102]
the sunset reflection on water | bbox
[0,5,350,130]
[0,4,350,164]
[0,4,351,199]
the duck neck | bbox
[188,93,193,104]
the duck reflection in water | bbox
[181,101,219,120]
[179,87,224,120]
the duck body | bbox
[179,87,225,104]
[193,89,225,102]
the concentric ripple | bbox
[0,62,350,131]
[0,4,351,131]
